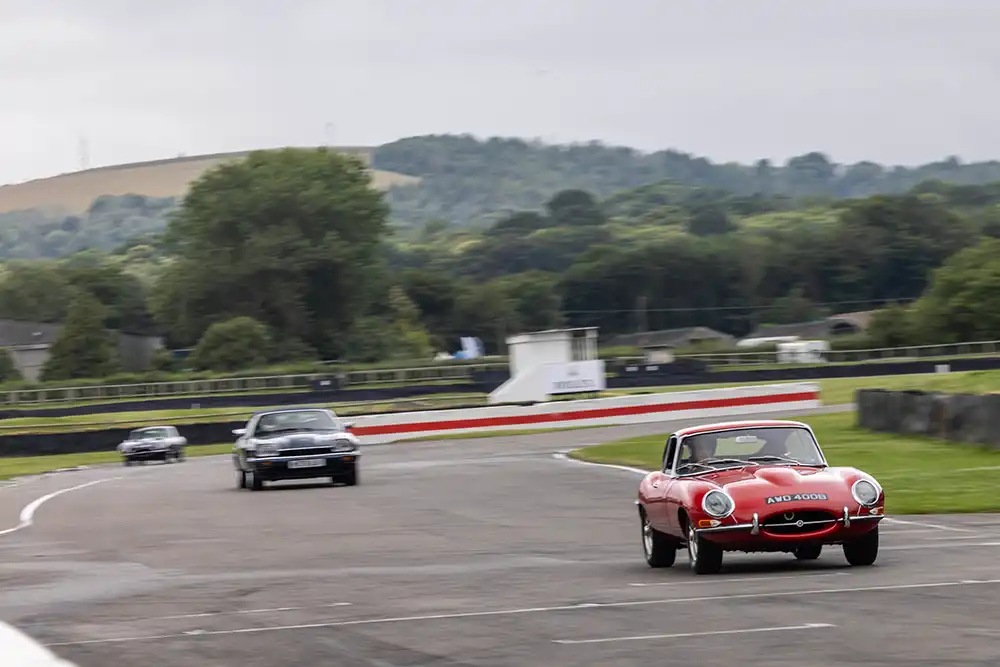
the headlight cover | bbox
[255,442,281,457]
[331,437,355,452]
[851,479,880,506]
[701,489,736,518]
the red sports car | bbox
[637,419,885,574]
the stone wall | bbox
[856,389,1000,449]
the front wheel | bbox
[246,469,264,491]
[342,464,358,487]
[843,526,879,566]
[641,510,676,568]
[236,469,246,489]
[687,522,723,574]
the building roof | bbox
[0,319,63,347]
[609,327,734,349]
[745,310,879,342]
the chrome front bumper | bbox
[696,506,884,535]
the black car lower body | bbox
[123,448,184,465]
[238,453,359,490]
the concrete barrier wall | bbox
[349,383,821,443]
[856,389,1000,449]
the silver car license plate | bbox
[288,459,324,469]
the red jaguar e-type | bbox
[637,419,885,574]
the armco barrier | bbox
[347,382,821,443]
[0,384,820,456]
[8,355,1000,417]
[856,389,1000,449]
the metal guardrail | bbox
[3,340,1000,408]
[0,363,508,407]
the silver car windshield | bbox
[253,410,343,436]
[131,428,171,439]
[676,426,825,473]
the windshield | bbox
[675,426,824,473]
[253,410,342,436]
[130,427,171,439]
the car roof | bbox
[673,420,810,438]
[251,407,335,418]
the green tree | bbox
[189,316,273,372]
[151,148,391,357]
[907,238,1000,343]
[40,292,120,381]
[0,348,22,382]
[0,261,74,322]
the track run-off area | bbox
[1,406,999,666]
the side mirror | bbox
[342,422,355,430]
[232,428,246,436]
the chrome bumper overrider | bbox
[696,506,885,535]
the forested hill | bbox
[374,135,1000,228]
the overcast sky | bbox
[2,0,999,184]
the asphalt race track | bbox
[1,406,999,666]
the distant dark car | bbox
[117,426,187,465]
[232,408,361,491]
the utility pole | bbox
[636,295,649,333]
[77,133,90,170]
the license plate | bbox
[288,459,324,469]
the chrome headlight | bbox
[255,442,281,457]
[851,479,880,507]
[702,489,736,518]
[331,437,355,452]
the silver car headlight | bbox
[851,479,880,506]
[702,490,736,518]
[255,442,281,457]
[331,437,355,452]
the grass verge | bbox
[0,394,486,434]
[0,443,233,480]
[567,411,1000,514]
[5,369,1000,437]
[606,369,1000,406]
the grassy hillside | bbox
[0,147,420,216]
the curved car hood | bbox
[703,465,862,504]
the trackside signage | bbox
[547,360,606,395]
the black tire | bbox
[843,526,879,566]
[641,509,676,568]
[341,464,358,487]
[176,449,186,462]
[686,520,724,574]
[123,458,132,467]
[794,544,823,560]
[236,469,247,489]
[247,469,264,491]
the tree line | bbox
[2,146,1000,383]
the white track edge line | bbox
[0,478,120,537]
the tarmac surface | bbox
[1,406,999,666]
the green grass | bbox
[5,369,1000,437]
[567,411,1000,514]
[0,394,487,434]
[606,370,1000,406]
[0,443,233,480]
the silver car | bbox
[232,408,361,491]
[118,426,187,466]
